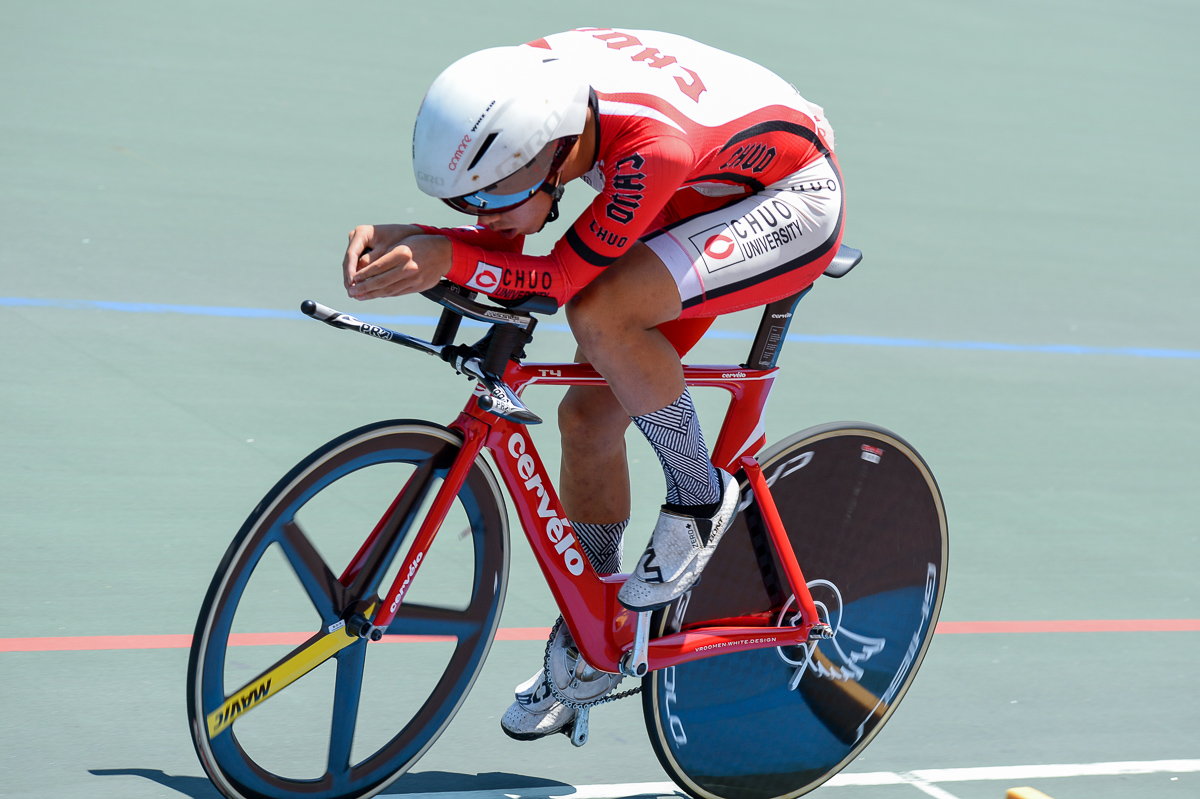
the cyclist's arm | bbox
[343,223,426,293]
[343,223,527,301]
[435,136,695,305]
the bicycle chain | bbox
[542,617,641,711]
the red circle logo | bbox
[704,234,735,259]
[470,264,501,289]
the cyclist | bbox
[342,28,844,741]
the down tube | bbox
[483,418,626,672]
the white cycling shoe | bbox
[500,622,623,741]
[617,470,740,612]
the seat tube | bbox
[739,456,822,630]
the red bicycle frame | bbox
[367,358,826,674]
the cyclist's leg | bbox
[503,394,628,741]
[565,247,687,415]
[504,257,695,741]
[558,380,631,529]
[505,354,640,743]
[557,317,716,571]
[566,249,727,520]
[573,153,845,611]
[558,317,715,527]
[565,246,738,612]
[556,313,717,572]
[503,287,722,741]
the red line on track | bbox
[934,619,1200,634]
[0,626,556,653]
[1,621,1196,653]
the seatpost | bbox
[743,287,811,370]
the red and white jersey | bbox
[434,28,836,305]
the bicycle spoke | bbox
[386,602,486,640]
[346,458,439,600]
[279,520,346,621]
[327,639,367,781]
[206,627,358,740]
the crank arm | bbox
[619,611,652,678]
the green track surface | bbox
[2,2,1197,798]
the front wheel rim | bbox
[188,423,508,799]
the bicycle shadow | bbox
[388,773,681,797]
[383,771,570,793]
[89,769,224,798]
[88,767,575,798]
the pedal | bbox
[788,659,807,691]
[569,706,589,747]
[619,611,651,678]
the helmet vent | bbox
[467,131,500,171]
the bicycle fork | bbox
[369,422,490,633]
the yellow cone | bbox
[1006,788,1055,799]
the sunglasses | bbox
[442,136,577,216]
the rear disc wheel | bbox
[643,422,948,799]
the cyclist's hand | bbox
[343,224,422,292]
[346,231,453,300]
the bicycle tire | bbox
[642,422,948,799]
[187,420,509,799]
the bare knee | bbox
[558,386,629,448]
[564,286,616,361]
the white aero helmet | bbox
[412,45,589,215]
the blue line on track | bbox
[4,296,1199,360]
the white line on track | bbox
[894,773,965,799]
[394,760,1200,799]
[834,759,1200,784]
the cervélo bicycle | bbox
[187,245,948,799]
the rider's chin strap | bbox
[537,180,565,232]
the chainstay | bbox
[543,617,640,710]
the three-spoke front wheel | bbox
[187,421,508,799]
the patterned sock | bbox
[631,389,721,510]
[571,518,629,574]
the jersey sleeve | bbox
[414,223,526,254]
[441,135,695,304]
